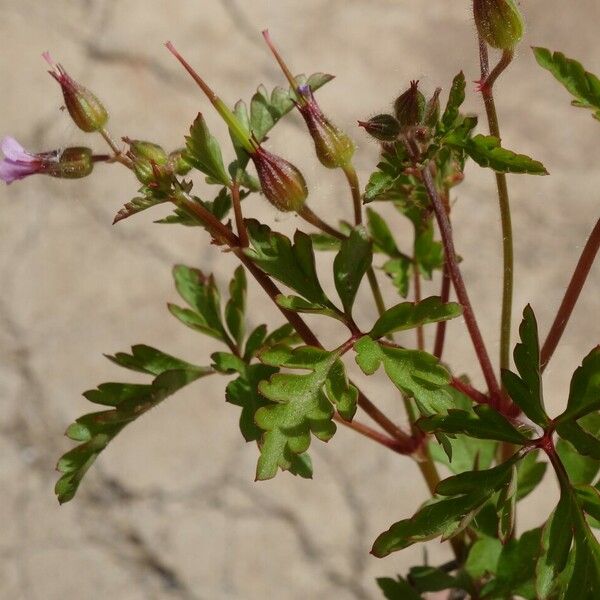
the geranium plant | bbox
[3,2,599,598]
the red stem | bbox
[433,261,451,359]
[420,166,503,406]
[541,218,600,371]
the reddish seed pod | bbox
[44,52,108,133]
[251,146,308,212]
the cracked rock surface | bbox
[0,1,598,598]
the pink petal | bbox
[1,136,35,163]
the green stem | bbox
[343,163,363,225]
[99,128,133,168]
[479,40,514,382]
[298,205,345,240]
[166,41,255,153]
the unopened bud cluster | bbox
[359,81,441,145]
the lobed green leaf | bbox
[369,296,462,340]
[533,47,600,120]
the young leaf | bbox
[556,346,600,425]
[440,71,466,131]
[55,354,211,503]
[465,537,502,579]
[497,464,518,543]
[225,266,246,347]
[419,405,530,445]
[481,528,542,599]
[557,413,600,483]
[372,494,482,556]
[243,324,268,361]
[254,347,356,480]
[247,73,334,142]
[275,294,344,321]
[407,566,458,594]
[354,336,452,415]
[536,485,574,599]
[443,132,548,175]
[435,454,520,497]
[516,450,547,500]
[501,305,551,427]
[184,113,231,186]
[382,257,412,298]
[563,507,600,599]
[369,296,462,340]
[114,193,168,224]
[376,576,423,600]
[168,265,231,344]
[557,419,600,461]
[245,220,333,307]
[106,345,201,376]
[366,208,400,257]
[428,434,497,475]
[414,222,444,279]
[533,47,600,120]
[333,226,372,316]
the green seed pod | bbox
[473,0,525,50]
[47,147,94,179]
[358,114,401,141]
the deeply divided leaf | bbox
[55,349,211,503]
[501,305,550,427]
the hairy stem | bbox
[99,129,133,168]
[343,163,363,225]
[421,167,503,405]
[299,205,345,240]
[433,261,451,359]
[230,181,249,247]
[541,218,600,371]
[413,264,425,351]
[479,40,515,379]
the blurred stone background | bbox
[0,1,598,598]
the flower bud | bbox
[250,147,308,212]
[423,88,442,128]
[296,85,355,169]
[124,139,168,184]
[473,0,525,50]
[168,148,192,176]
[358,114,401,142]
[394,81,426,128]
[44,52,108,133]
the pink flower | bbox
[0,137,95,184]
[0,137,56,184]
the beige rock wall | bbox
[0,1,598,598]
